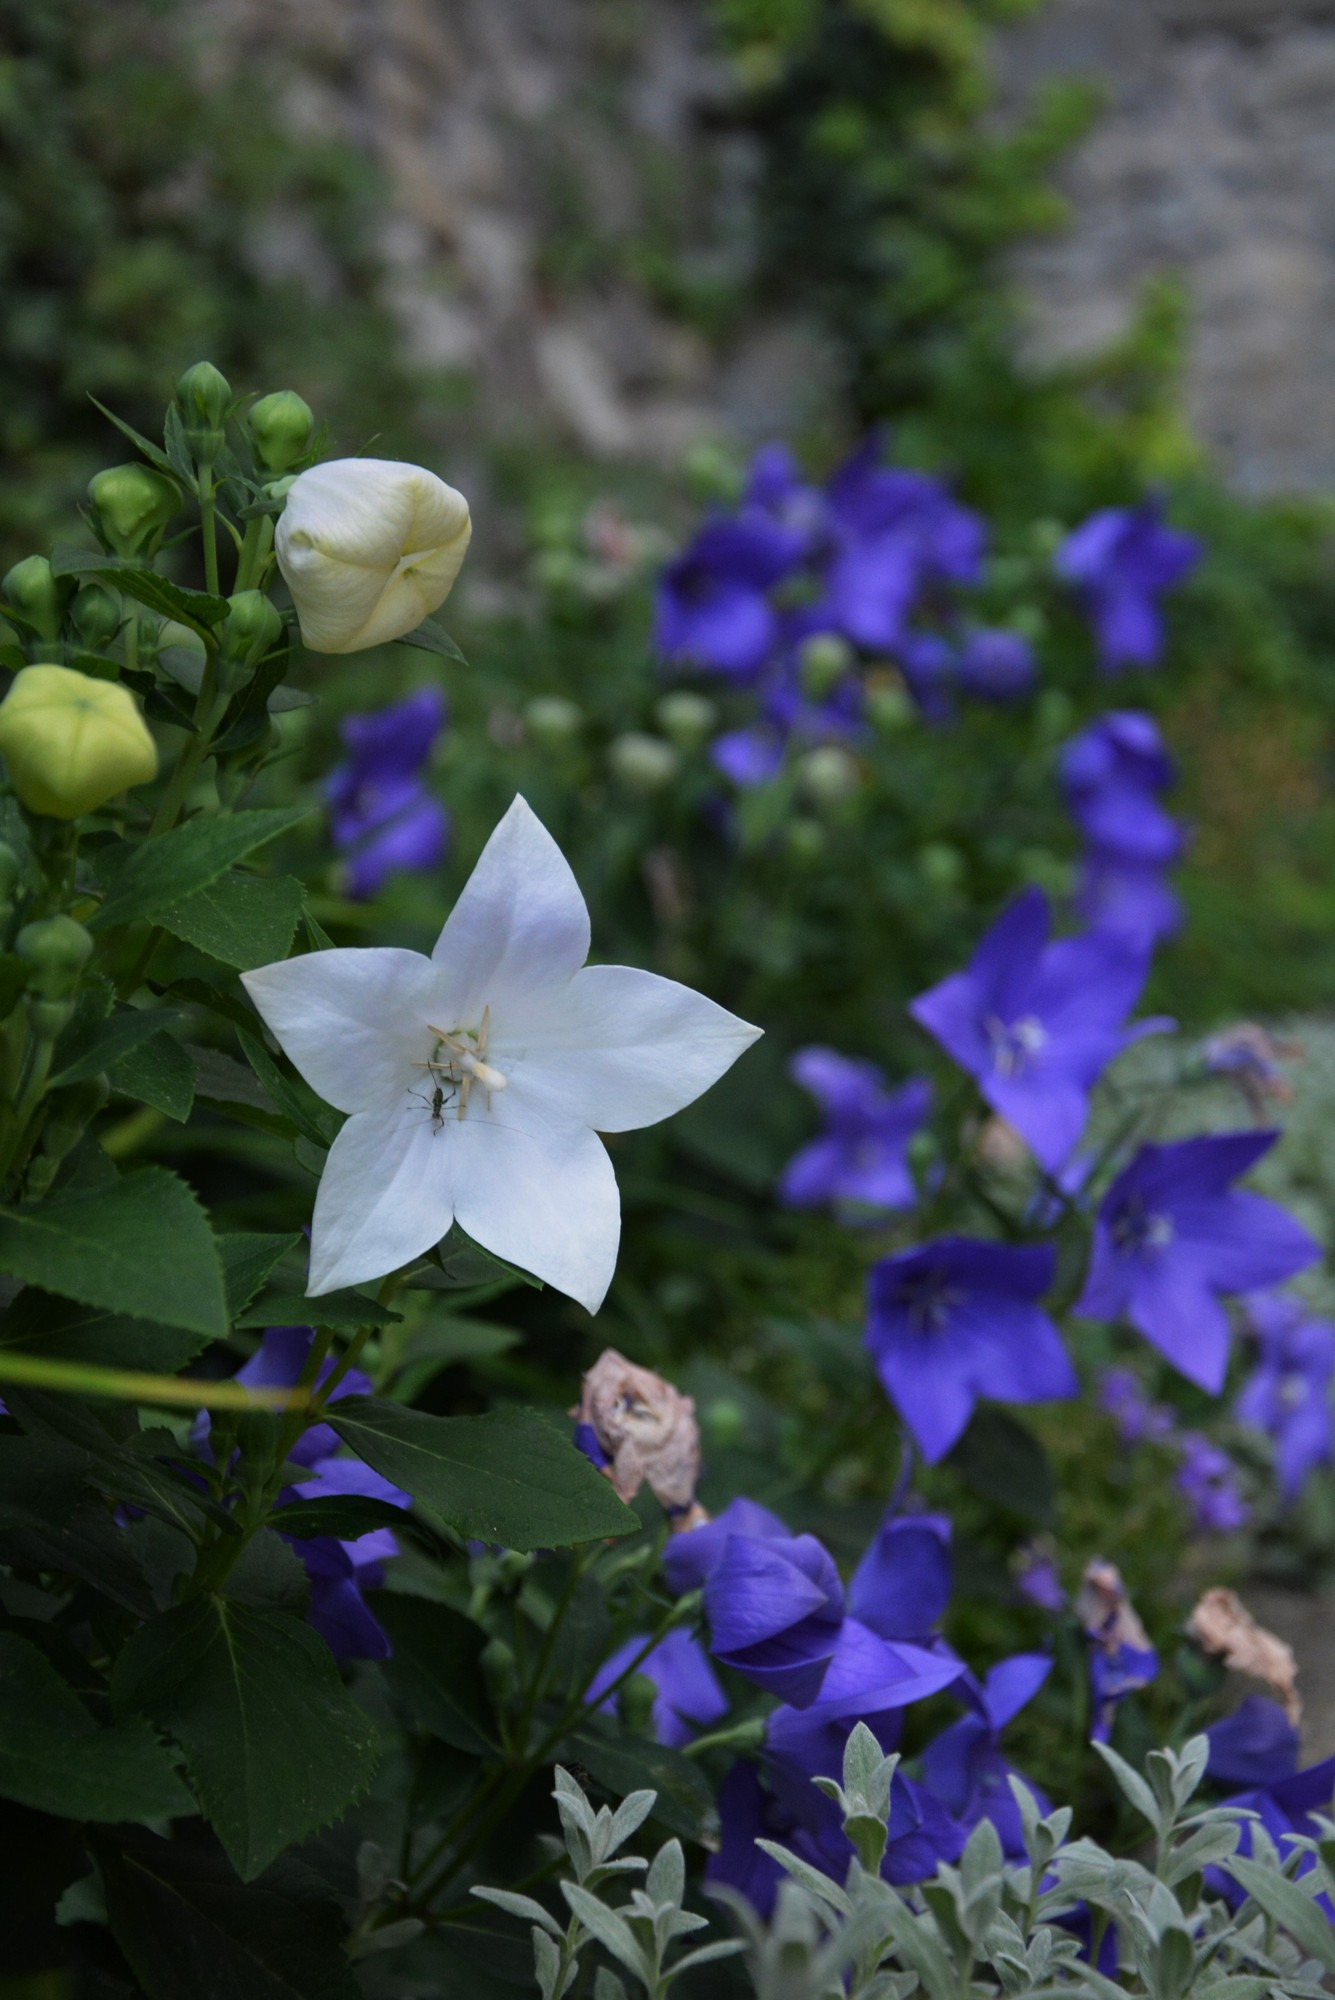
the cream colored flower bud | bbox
[0,665,157,819]
[274,458,471,655]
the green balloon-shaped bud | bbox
[69,583,122,650]
[524,695,582,750]
[1,556,74,643]
[608,731,680,798]
[221,590,284,671]
[655,689,717,752]
[17,914,94,999]
[88,464,180,562]
[175,360,232,466]
[0,664,158,819]
[798,631,853,700]
[248,389,314,474]
[795,744,860,811]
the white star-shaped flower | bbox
[242,796,761,1311]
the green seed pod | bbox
[248,389,314,474]
[175,360,232,466]
[654,689,717,752]
[608,731,680,798]
[69,583,122,650]
[795,744,860,811]
[524,695,582,750]
[88,464,180,561]
[220,590,284,672]
[17,914,93,998]
[1,557,74,643]
[798,631,853,700]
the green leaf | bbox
[157,872,306,971]
[109,1031,196,1121]
[0,1631,192,1823]
[375,1595,495,1754]
[49,545,228,634]
[1228,1856,1335,1970]
[0,1287,213,1374]
[113,1597,380,1881]
[163,402,196,486]
[101,1834,361,2000]
[950,1406,1055,1526]
[388,1314,521,1402]
[0,1428,90,1532]
[51,1001,177,1086]
[565,1727,719,1846]
[219,1231,303,1317]
[273,1494,410,1542]
[235,1286,402,1331]
[0,1499,157,1614]
[395,614,466,663]
[326,1398,638,1551]
[90,808,311,933]
[238,1031,339,1146]
[0,1166,227,1336]
[87,395,182,482]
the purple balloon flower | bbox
[743,442,828,552]
[1061,712,1182,865]
[1055,499,1202,672]
[587,1627,727,1749]
[779,1048,931,1213]
[919,1654,1053,1856]
[710,724,785,789]
[955,628,1037,703]
[1076,1559,1158,1743]
[326,686,450,901]
[818,440,986,653]
[1098,1366,1176,1447]
[910,888,1155,1173]
[1176,1433,1249,1534]
[1206,1696,1300,1789]
[1075,1133,1320,1394]
[1204,1723,1335,1915]
[848,1510,952,1644]
[865,1237,1076,1464]
[661,1495,790,1596]
[1236,1292,1335,1503]
[654,516,802,679]
[703,1529,846,1706]
[1074,854,1183,953]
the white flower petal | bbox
[430,796,590,1021]
[242,947,439,1113]
[275,458,471,654]
[308,1100,455,1296]
[496,963,762,1133]
[449,1112,620,1315]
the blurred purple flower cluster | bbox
[326,686,449,899]
[1061,710,1185,952]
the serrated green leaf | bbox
[326,1398,637,1551]
[0,1287,213,1374]
[375,1595,495,1754]
[50,545,227,634]
[90,808,311,933]
[271,1494,410,1543]
[113,1597,380,1880]
[219,1231,303,1316]
[100,1833,362,2000]
[235,1285,402,1331]
[163,403,196,485]
[394,614,466,663]
[51,1001,177,1086]
[109,1031,196,1120]
[87,395,182,482]
[157,872,306,971]
[0,1428,90,1532]
[237,1030,338,1145]
[0,1630,192,1822]
[0,1166,227,1336]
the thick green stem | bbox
[198,463,221,598]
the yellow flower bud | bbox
[274,458,471,654]
[0,665,157,818]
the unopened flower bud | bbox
[480,1638,518,1706]
[69,584,122,650]
[27,1073,111,1195]
[918,842,964,891]
[655,690,717,752]
[798,632,853,699]
[175,360,232,466]
[248,389,314,474]
[524,694,582,750]
[795,744,859,811]
[608,732,679,798]
[275,458,472,654]
[0,665,157,819]
[2,557,74,643]
[866,675,914,734]
[220,590,284,672]
[17,915,93,999]
[88,464,179,562]
[619,1672,658,1737]
[785,816,826,865]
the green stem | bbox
[0,1350,312,1411]
[0,1029,55,1190]
[147,651,224,839]
[198,463,221,598]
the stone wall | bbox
[995,0,1335,492]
